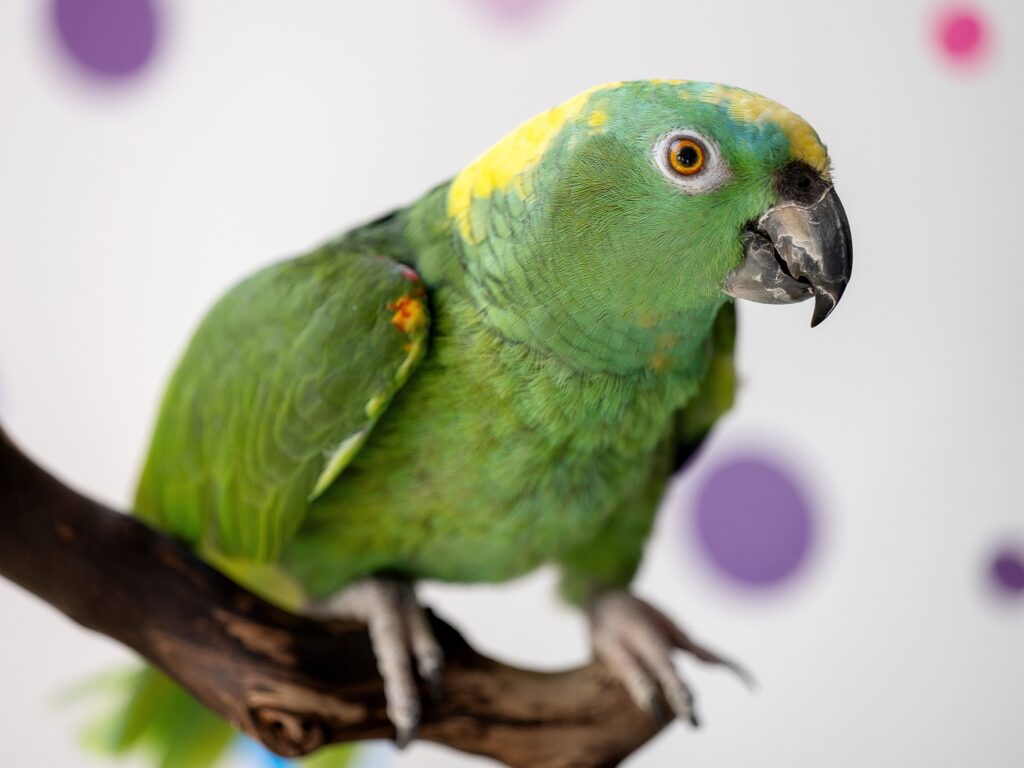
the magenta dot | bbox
[52,0,159,79]
[694,456,814,588]
[935,6,989,64]
[990,549,1024,595]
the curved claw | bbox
[589,591,750,727]
[646,602,757,690]
[311,577,444,748]
[394,723,417,751]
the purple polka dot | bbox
[694,456,814,588]
[52,0,159,79]
[990,549,1024,595]
[934,5,990,65]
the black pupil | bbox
[676,144,699,168]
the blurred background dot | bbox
[989,547,1024,596]
[933,4,990,67]
[468,0,556,23]
[693,455,814,589]
[52,0,160,79]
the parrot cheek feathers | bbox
[723,162,853,327]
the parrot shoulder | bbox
[135,244,430,562]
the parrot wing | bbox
[135,245,429,562]
[672,301,736,471]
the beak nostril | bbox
[775,160,828,204]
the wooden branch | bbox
[0,426,665,768]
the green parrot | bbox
[106,79,851,765]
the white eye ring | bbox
[653,130,732,194]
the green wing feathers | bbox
[135,245,430,561]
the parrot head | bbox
[443,80,852,371]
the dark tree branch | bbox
[0,426,665,768]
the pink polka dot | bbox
[470,0,556,23]
[934,5,990,66]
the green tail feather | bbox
[80,665,356,768]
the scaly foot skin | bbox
[313,577,443,748]
[588,590,752,726]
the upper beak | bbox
[724,165,852,327]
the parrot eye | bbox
[667,138,705,176]
[654,130,731,194]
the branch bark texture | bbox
[0,427,664,768]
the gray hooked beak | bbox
[724,163,852,327]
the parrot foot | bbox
[588,590,752,727]
[313,577,443,748]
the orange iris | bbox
[668,138,705,176]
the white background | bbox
[1,1,1022,766]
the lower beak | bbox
[724,186,852,327]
